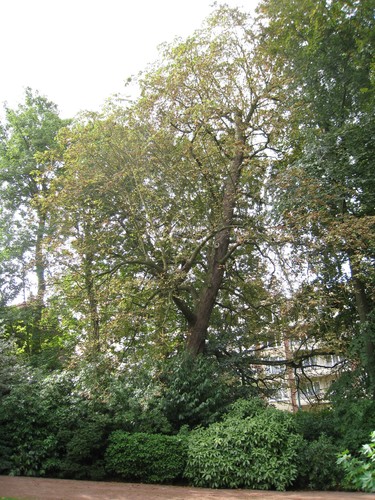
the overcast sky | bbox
[1,0,259,119]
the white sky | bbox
[1,0,258,119]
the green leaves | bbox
[0,89,69,355]
[184,400,303,490]
[337,431,375,492]
[259,0,375,393]
[45,5,283,358]
[105,431,187,483]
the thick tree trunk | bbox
[186,256,227,355]
[186,140,245,356]
[352,274,371,323]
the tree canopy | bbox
[0,1,374,397]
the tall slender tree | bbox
[0,88,69,354]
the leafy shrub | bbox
[292,407,343,489]
[106,353,249,435]
[158,353,241,430]
[223,397,267,420]
[294,408,338,442]
[51,416,110,480]
[0,365,112,479]
[105,431,188,483]
[328,366,375,453]
[0,374,54,476]
[0,337,36,474]
[294,434,343,490]
[39,370,113,480]
[184,400,303,490]
[331,398,375,453]
[0,337,27,395]
[107,375,173,435]
[337,431,375,492]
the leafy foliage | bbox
[292,401,375,490]
[294,408,339,443]
[330,396,375,453]
[105,431,187,483]
[157,353,252,430]
[0,362,111,479]
[337,431,375,493]
[106,353,249,433]
[0,89,69,355]
[295,434,343,490]
[184,399,303,490]
[0,3,373,492]
[259,0,375,392]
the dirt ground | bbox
[0,477,374,500]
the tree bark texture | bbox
[186,134,245,355]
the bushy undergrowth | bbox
[295,434,343,490]
[0,351,242,480]
[156,353,246,429]
[106,352,250,435]
[185,399,303,490]
[294,408,338,442]
[332,398,375,453]
[0,370,111,479]
[292,397,375,490]
[2,340,375,492]
[105,431,188,483]
[337,431,375,493]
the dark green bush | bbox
[184,399,303,490]
[0,366,112,480]
[51,415,110,480]
[107,353,249,435]
[292,399,375,490]
[223,397,268,419]
[158,353,242,430]
[294,434,343,490]
[107,375,173,435]
[332,398,375,453]
[40,371,113,480]
[0,376,54,476]
[294,408,338,442]
[105,431,188,483]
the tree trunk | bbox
[283,337,299,412]
[186,138,245,356]
[32,212,47,354]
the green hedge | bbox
[105,431,187,483]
